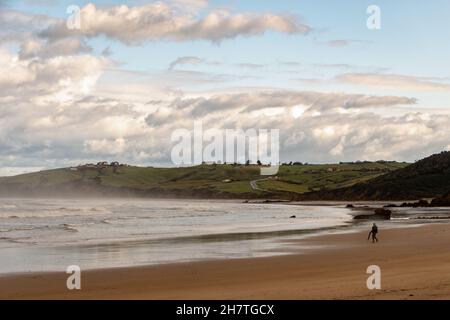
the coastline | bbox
[2,223,450,299]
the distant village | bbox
[70,161,128,174]
[68,159,401,176]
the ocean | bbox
[0,198,446,274]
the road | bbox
[249,178,270,191]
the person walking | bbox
[368,223,379,243]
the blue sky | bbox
[10,0,450,80]
[0,0,450,174]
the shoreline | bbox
[2,223,450,299]
[0,193,432,203]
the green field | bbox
[0,161,408,198]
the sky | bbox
[0,0,450,175]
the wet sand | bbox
[2,224,450,299]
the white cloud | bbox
[337,73,450,92]
[0,4,449,174]
[42,3,311,44]
[168,56,204,70]
[0,49,108,102]
[162,90,416,117]
[319,39,367,47]
[84,138,126,155]
[0,26,444,171]
[0,9,56,44]
[19,37,91,59]
[0,71,448,172]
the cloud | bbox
[169,58,273,71]
[41,3,311,44]
[0,49,108,101]
[321,39,366,47]
[0,9,56,44]
[169,0,208,11]
[1,4,449,174]
[1,9,92,60]
[141,90,449,164]
[326,40,351,47]
[84,137,127,155]
[0,41,166,172]
[168,56,204,70]
[278,61,302,67]
[163,90,416,117]
[337,73,450,92]
[19,37,92,59]
[236,63,266,69]
[0,53,447,174]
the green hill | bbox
[0,161,407,199]
[299,151,450,201]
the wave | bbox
[62,224,79,232]
[0,204,17,209]
[0,206,110,219]
[57,207,82,212]
[0,236,36,245]
[0,223,82,234]
[0,226,37,233]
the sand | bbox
[2,223,450,300]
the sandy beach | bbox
[2,223,450,300]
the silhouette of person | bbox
[368,223,378,243]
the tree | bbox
[111,162,120,174]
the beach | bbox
[2,223,450,300]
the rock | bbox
[400,195,450,207]
[346,204,354,208]
[416,199,430,207]
[400,199,430,207]
[290,215,296,219]
[374,208,392,216]
[399,202,410,207]
[415,216,450,220]
[431,194,450,207]
[354,208,391,220]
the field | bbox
[0,161,408,199]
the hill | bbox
[298,152,450,201]
[0,161,407,199]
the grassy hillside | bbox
[0,161,407,199]
[299,152,450,201]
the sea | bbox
[0,198,448,274]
